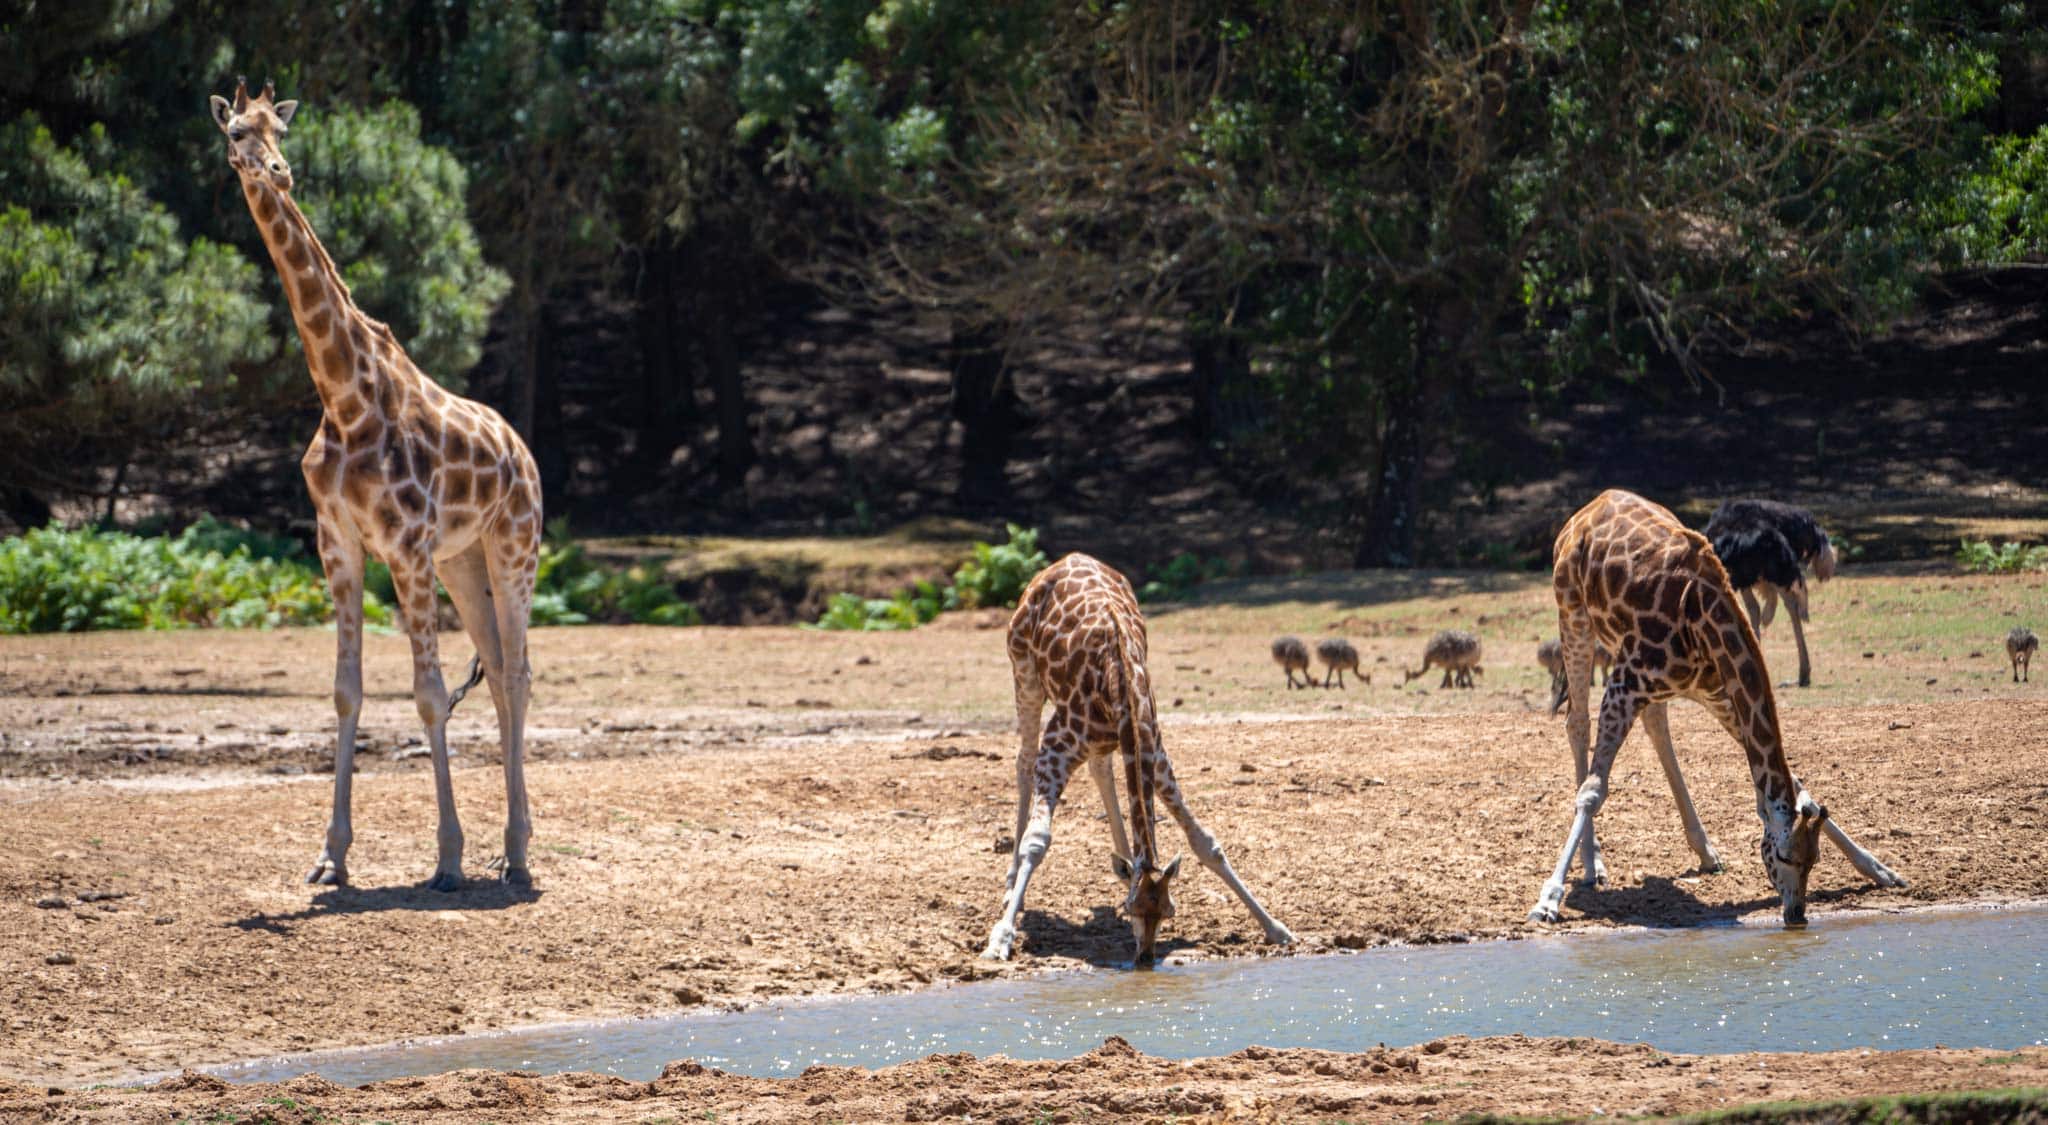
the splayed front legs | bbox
[1153,756,1293,945]
[1530,682,1645,922]
[983,723,1077,960]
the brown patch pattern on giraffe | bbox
[982,553,1293,964]
[215,79,546,893]
[1529,490,1906,929]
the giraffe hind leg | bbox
[386,552,465,891]
[1641,701,1722,872]
[484,515,540,884]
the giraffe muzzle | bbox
[267,160,294,192]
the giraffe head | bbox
[1762,791,1829,927]
[1111,851,1183,966]
[209,78,299,192]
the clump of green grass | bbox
[1956,538,2048,574]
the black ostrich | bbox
[1703,498,1838,687]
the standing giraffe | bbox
[211,80,541,890]
[1529,491,1904,927]
[984,554,1293,963]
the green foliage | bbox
[531,528,701,626]
[951,524,1047,610]
[1955,539,2048,574]
[281,103,510,385]
[1138,553,1231,603]
[0,115,272,491]
[0,523,388,634]
[806,579,952,631]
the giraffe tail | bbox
[447,655,486,711]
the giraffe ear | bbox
[1160,855,1184,881]
[1111,853,1135,881]
[210,95,234,130]
[273,100,299,127]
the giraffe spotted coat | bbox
[982,554,1292,963]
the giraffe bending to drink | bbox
[983,554,1293,964]
[211,80,541,890]
[1530,490,1904,927]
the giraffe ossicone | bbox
[211,79,544,891]
[984,554,1293,965]
[1529,490,1905,929]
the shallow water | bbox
[212,905,2048,1085]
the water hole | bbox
[208,904,2048,1086]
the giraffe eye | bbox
[230,128,245,142]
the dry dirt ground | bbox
[6,1038,2048,1123]
[1,569,2045,1119]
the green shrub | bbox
[0,523,390,633]
[1138,552,1231,603]
[807,580,952,631]
[1956,539,2048,574]
[952,524,1049,609]
[531,533,700,626]
[0,519,702,633]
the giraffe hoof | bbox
[1527,906,1562,924]
[501,866,532,886]
[305,861,346,886]
[426,871,464,893]
[981,926,1017,961]
[1263,925,1296,946]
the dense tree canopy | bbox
[3,0,2047,559]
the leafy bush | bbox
[1956,539,2048,574]
[0,519,702,633]
[530,535,700,626]
[807,580,953,631]
[1138,552,1231,603]
[0,523,389,633]
[951,524,1049,609]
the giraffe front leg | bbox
[1531,681,1644,922]
[1004,674,1044,892]
[983,737,1072,960]
[1820,816,1908,889]
[309,523,364,887]
[1155,758,1293,945]
[389,553,465,891]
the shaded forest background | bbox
[5,0,2048,571]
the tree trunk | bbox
[949,318,1017,503]
[704,288,752,490]
[633,244,693,475]
[1189,328,1250,442]
[1355,306,1460,568]
[1,484,51,531]
[532,303,573,504]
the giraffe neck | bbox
[1702,585,1803,817]
[238,177,382,417]
[1111,619,1160,865]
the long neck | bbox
[1112,621,1160,865]
[238,177,373,416]
[1703,585,1803,818]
